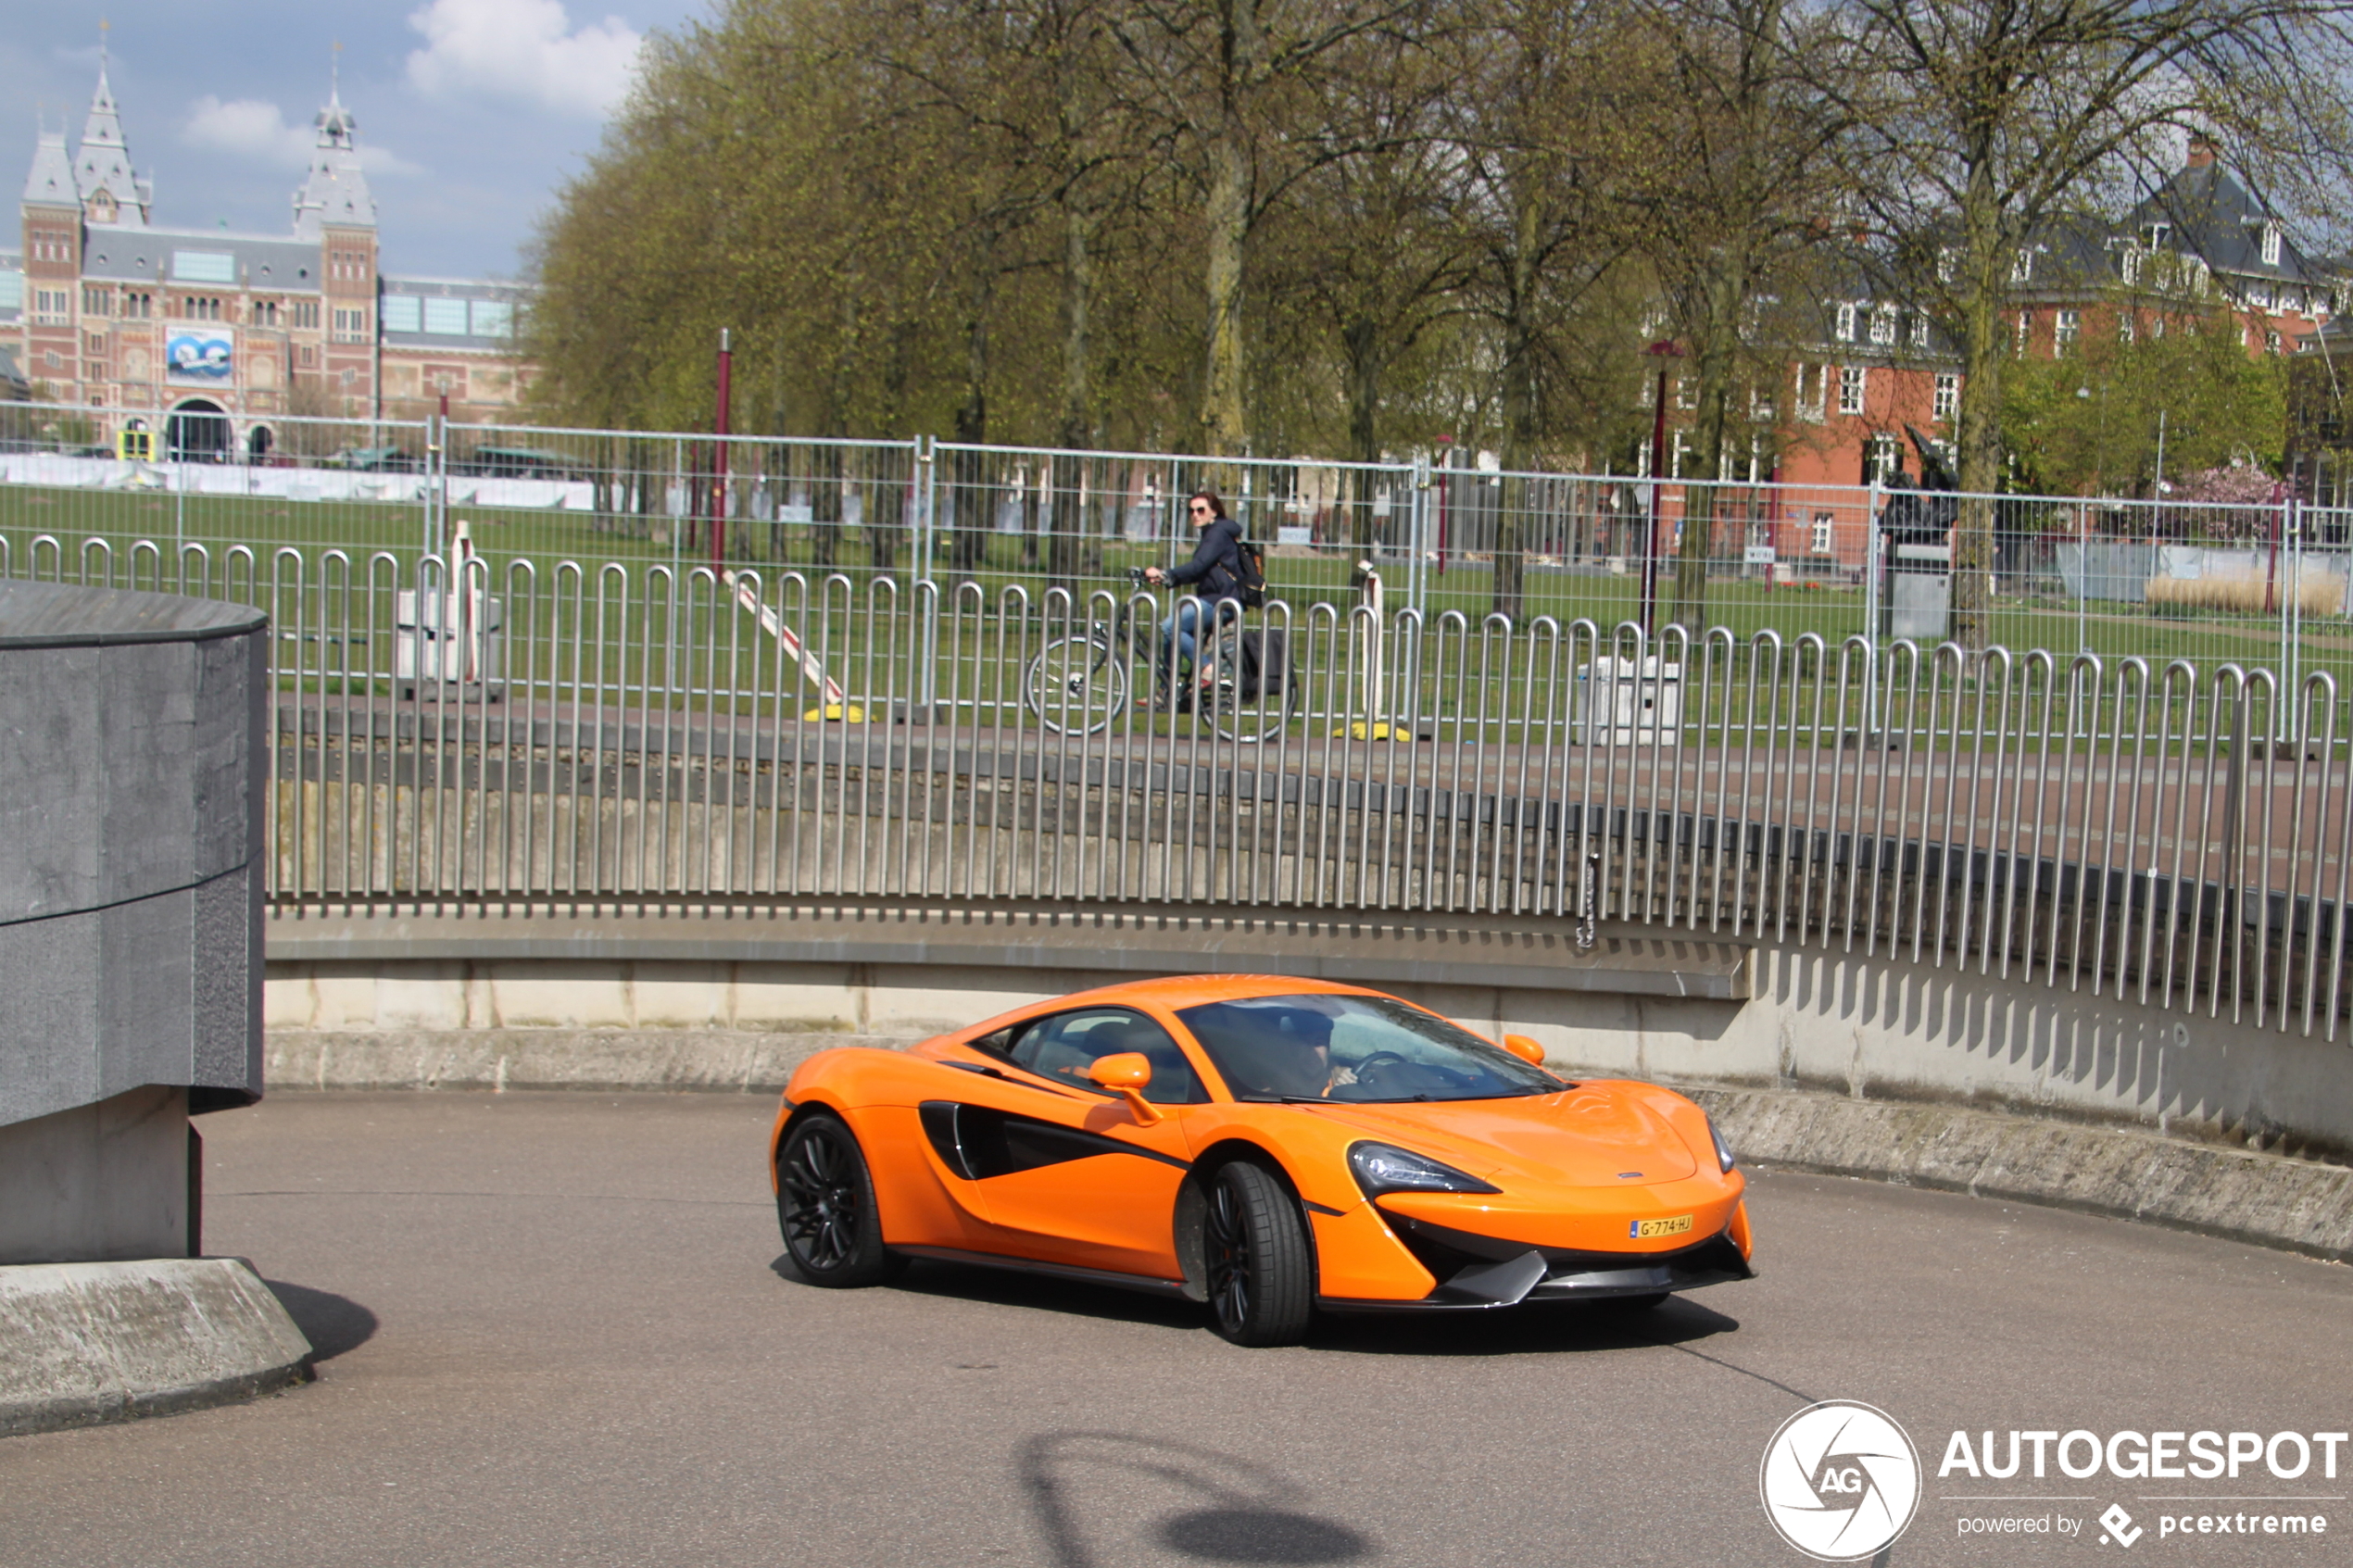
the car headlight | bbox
[1349,1141,1501,1198]
[1708,1117,1736,1173]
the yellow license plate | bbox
[1630,1214,1693,1240]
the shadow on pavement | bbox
[1305,1294,1741,1357]
[1021,1432,1371,1567]
[263,1280,381,1361]
[771,1253,1207,1331]
[771,1252,1741,1355]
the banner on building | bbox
[165,330,234,383]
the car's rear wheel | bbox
[776,1111,903,1287]
[1202,1160,1314,1347]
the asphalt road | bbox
[2,1092,2347,1567]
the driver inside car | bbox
[1194,1006,1351,1099]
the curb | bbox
[1686,1085,2353,1266]
[0,1257,315,1438]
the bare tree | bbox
[1818,0,2353,649]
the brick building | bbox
[3,55,534,458]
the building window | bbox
[2144,221,2171,249]
[119,291,151,320]
[332,306,371,342]
[2016,310,2032,354]
[2011,248,2034,284]
[1835,302,1858,342]
[2262,223,2282,266]
[2249,282,2275,309]
[43,350,61,370]
[469,299,513,338]
[252,300,279,327]
[1812,514,1834,555]
[82,285,111,317]
[1838,365,1866,416]
[1933,373,1959,421]
[291,300,320,330]
[1869,305,1897,345]
[2118,311,2135,345]
[1910,313,1930,347]
[2267,330,2283,354]
[2055,308,2081,349]
[1796,364,1827,421]
[1749,385,1776,422]
[298,345,318,368]
[2120,248,2142,287]
[1936,248,1957,283]
[32,288,70,324]
[86,362,106,383]
[1866,433,1900,483]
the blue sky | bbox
[5,0,707,279]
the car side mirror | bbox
[1501,1035,1545,1066]
[1087,1052,1162,1124]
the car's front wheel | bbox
[776,1111,903,1287]
[1202,1160,1314,1347]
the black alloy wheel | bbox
[776,1112,904,1287]
[1202,1160,1314,1347]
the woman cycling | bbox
[1141,489,1244,709]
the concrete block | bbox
[487,965,633,1029]
[0,1087,188,1265]
[721,967,863,1032]
[626,964,732,1029]
[367,966,472,1032]
[0,1256,311,1436]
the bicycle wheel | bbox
[1206,631,1300,744]
[1025,632,1127,736]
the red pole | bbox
[712,328,733,568]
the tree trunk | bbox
[952,255,995,575]
[1671,308,1735,635]
[1050,204,1095,596]
[1345,315,1382,552]
[1201,124,1251,456]
[1952,159,2010,654]
[1493,198,1541,626]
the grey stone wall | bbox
[0,581,267,1132]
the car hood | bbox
[1302,1088,1699,1187]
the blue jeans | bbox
[1159,599,1241,683]
[1158,600,1205,680]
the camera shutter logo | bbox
[1759,1400,1922,1562]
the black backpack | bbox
[1233,533,1267,608]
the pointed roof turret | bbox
[291,76,376,238]
[73,37,149,227]
[23,122,76,208]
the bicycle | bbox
[1023,568,1301,742]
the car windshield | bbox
[1176,994,1560,1103]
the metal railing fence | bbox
[6,408,2341,692]
[7,532,2347,1041]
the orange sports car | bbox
[767,974,1753,1346]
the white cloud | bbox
[405,0,642,118]
[183,96,421,175]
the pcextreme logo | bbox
[1760,1400,1924,1562]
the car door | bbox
[917,1005,1204,1280]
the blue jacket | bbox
[1165,516,1244,603]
